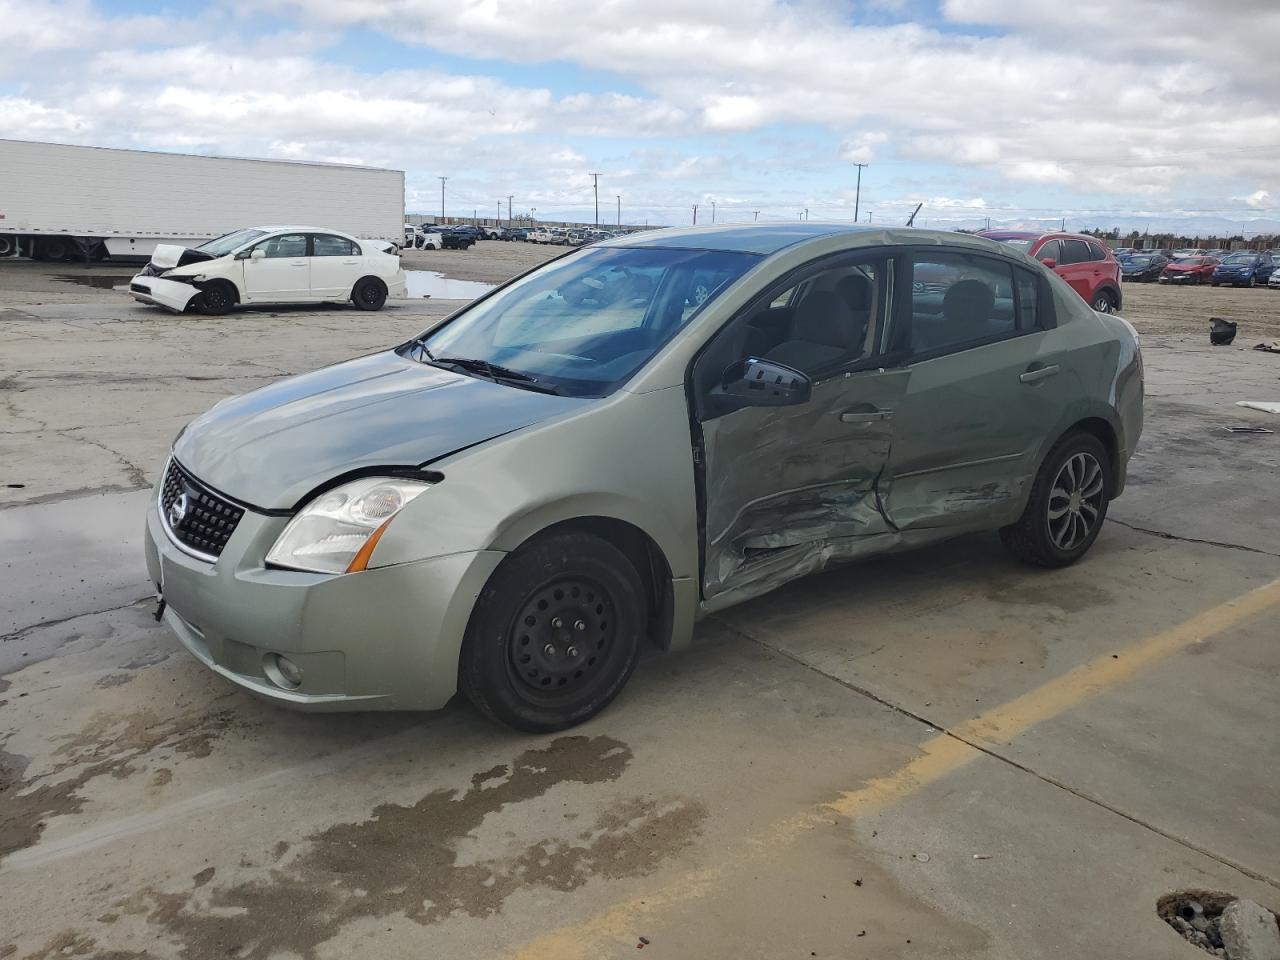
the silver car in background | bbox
[144,224,1143,731]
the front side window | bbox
[1034,239,1060,263]
[415,246,760,397]
[739,260,882,377]
[254,234,308,258]
[908,252,1018,355]
[312,234,358,257]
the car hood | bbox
[150,243,217,270]
[173,351,589,510]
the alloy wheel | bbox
[1047,452,1105,551]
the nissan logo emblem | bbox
[169,492,189,529]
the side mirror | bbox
[1039,258,1057,269]
[720,357,812,407]
[250,248,266,261]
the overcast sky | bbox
[3,0,1278,232]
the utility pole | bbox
[711,199,716,223]
[753,210,759,221]
[590,172,601,226]
[496,202,501,223]
[692,204,698,225]
[616,195,621,226]
[867,211,872,223]
[437,176,447,221]
[507,194,513,221]
[852,162,868,222]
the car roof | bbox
[250,225,359,238]
[604,222,1036,258]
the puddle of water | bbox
[404,271,495,301]
[53,274,131,290]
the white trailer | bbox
[0,139,405,262]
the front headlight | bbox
[265,476,433,575]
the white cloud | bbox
[2,0,1278,224]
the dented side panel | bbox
[700,367,910,603]
[881,331,1068,530]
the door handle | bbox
[840,409,892,423]
[1020,364,1060,384]
[342,259,359,264]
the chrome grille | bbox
[159,460,244,561]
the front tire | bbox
[196,280,236,315]
[459,532,646,732]
[1000,432,1111,568]
[352,277,387,311]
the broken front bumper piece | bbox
[129,275,202,313]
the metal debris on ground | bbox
[1236,401,1280,414]
[912,852,930,862]
[1253,341,1280,354]
[972,853,992,860]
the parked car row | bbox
[1115,249,1277,287]
[528,227,623,246]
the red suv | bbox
[979,231,1122,314]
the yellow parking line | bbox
[509,577,1280,960]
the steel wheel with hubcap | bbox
[352,277,387,311]
[198,281,236,315]
[1000,431,1111,567]
[460,531,645,731]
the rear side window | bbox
[1034,239,1060,264]
[1015,271,1039,330]
[908,253,1017,355]
[312,235,358,256]
[1087,242,1108,262]
[1058,239,1092,265]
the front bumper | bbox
[144,492,504,711]
[130,275,201,313]
[1158,272,1199,283]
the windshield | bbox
[196,228,268,257]
[1222,254,1257,265]
[993,237,1035,253]
[1128,257,1152,266]
[414,246,760,397]
[1172,257,1200,264]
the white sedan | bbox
[129,226,407,314]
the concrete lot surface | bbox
[2,245,1279,958]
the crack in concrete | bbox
[1,597,154,648]
[716,618,1280,895]
[1107,518,1280,559]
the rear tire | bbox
[1091,290,1115,313]
[196,280,236,315]
[459,532,646,732]
[352,277,387,311]
[1000,431,1111,568]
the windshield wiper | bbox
[431,356,564,395]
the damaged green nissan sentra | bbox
[145,224,1143,731]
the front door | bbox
[881,247,1071,530]
[241,232,311,300]
[1054,237,1096,301]
[690,251,909,608]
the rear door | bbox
[1054,238,1096,301]
[241,232,310,300]
[691,250,909,606]
[309,234,363,299]
[880,248,1073,531]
